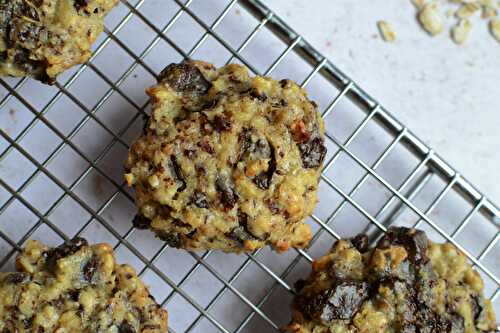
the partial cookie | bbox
[286,227,497,333]
[0,0,118,83]
[0,237,168,332]
[125,60,326,252]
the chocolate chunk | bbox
[45,237,88,273]
[246,88,267,102]
[350,234,369,253]
[279,79,290,88]
[172,218,191,228]
[83,255,99,283]
[271,99,288,107]
[142,325,160,330]
[216,177,238,210]
[296,280,369,324]
[170,155,186,192]
[157,231,181,248]
[48,237,88,260]
[198,140,215,154]
[119,322,136,333]
[294,279,307,293]
[22,318,33,329]
[132,214,151,229]
[226,211,255,244]
[183,149,196,159]
[253,145,277,190]
[265,199,280,215]
[471,295,488,326]
[74,0,89,10]
[4,272,28,284]
[212,115,232,132]
[141,113,149,134]
[202,97,219,111]
[191,192,209,209]
[158,62,211,94]
[12,48,43,76]
[20,3,39,21]
[68,289,80,302]
[377,227,429,265]
[298,137,327,169]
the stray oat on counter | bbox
[285,227,497,333]
[0,0,118,84]
[125,60,326,252]
[0,237,168,332]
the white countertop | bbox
[263,0,500,204]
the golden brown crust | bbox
[125,60,325,252]
[286,227,497,333]
[0,237,168,332]
[0,0,118,83]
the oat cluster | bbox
[378,0,500,44]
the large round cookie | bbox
[285,227,497,333]
[125,60,326,252]
[0,237,168,332]
[0,0,118,83]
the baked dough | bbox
[0,237,168,332]
[125,60,326,252]
[285,227,497,333]
[0,0,118,83]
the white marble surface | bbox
[263,0,500,204]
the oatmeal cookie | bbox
[285,227,497,333]
[0,237,168,332]
[0,0,118,83]
[125,60,326,252]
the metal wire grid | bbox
[0,0,499,331]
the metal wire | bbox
[0,0,499,332]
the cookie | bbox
[125,60,326,252]
[0,0,118,83]
[0,237,168,332]
[285,227,497,333]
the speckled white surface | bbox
[263,0,500,204]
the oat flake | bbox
[490,18,500,41]
[482,5,498,18]
[452,19,472,44]
[456,3,481,18]
[378,21,397,42]
[418,2,445,35]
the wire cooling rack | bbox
[0,0,499,332]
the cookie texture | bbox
[0,0,118,83]
[286,227,497,333]
[0,237,168,332]
[125,60,326,252]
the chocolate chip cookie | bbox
[0,237,168,332]
[0,0,118,83]
[125,60,326,252]
[285,227,497,333]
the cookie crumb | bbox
[377,21,397,42]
